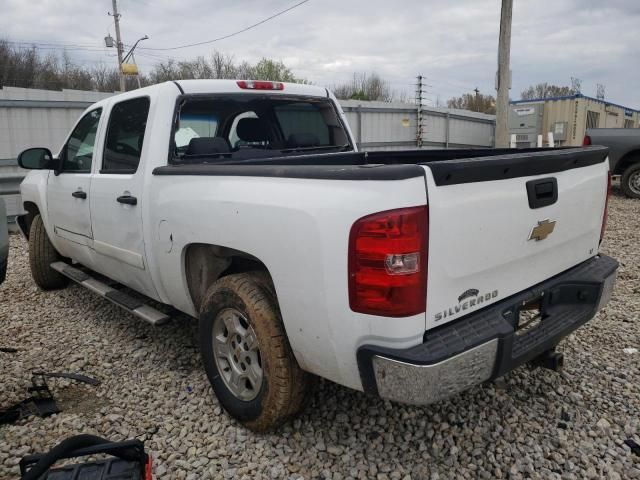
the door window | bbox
[62,109,102,172]
[102,97,151,173]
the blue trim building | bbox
[509,93,639,147]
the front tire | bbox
[28,214,68,290]
[199,272,311,431]
[621,163,640,199]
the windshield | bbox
[172,95,352,163]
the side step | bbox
[51,262,170,326]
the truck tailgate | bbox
[422,148,609,330]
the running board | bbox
[51,262,170,326]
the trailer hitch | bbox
[530,349,564,372]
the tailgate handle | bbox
[526,177,558,209]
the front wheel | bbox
[621,163,640,199]
[28,214,69,290]
[199,272,311,431]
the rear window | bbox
[275,103,330,146]
[175,114,218,148]
[171,95,351,163]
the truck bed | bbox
[153,146,609,184]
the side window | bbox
[62,109,102,172]
[102,97,150,173]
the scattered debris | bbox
[623,347,638,355]
[0,347,18,353]
[31,372,101,386]
[624,439,640,457]
[0,372,100,425]
[19,434,152,480]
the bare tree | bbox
[211,51,237,79]
[447,92,496,114]
[0,41,306,92]
[333,72,394,102]
[520,81,579,100]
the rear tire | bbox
[28,214,68,290]
[621,163,640,199]
[199,272,311,431]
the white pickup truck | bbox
[17,80,618,431]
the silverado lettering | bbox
[435,290,499,322]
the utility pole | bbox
[474,87,480,112]
[495,0,513,147]
[110,0,126,92]
[416,75,424,148]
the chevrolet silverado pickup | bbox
[585,127,640,198]
[17,80,617,431]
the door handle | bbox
[117,195,137,206]
[72,190,87,199]
[526,177,558,209]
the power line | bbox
[4,0,312,60]
[2,39,104,49]
[5,43,111,53]
[138,0,312,51]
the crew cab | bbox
[17,80,617,431]
[585,128,640,198]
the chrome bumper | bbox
[372,339,498,405]
[357,255,619,406]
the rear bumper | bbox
[357,254,619,405]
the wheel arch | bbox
[17,201,41,239]
[183,243,275,313]
[613,149,640,175]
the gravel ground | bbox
[1,186,638,480]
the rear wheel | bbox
[621,163,640,199]
[28,214,68,290]
[199,272,311,431]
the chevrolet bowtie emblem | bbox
[529,219,556,241]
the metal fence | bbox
[1,87,496,223]
[339,99,496,151]
[0,87,114,222]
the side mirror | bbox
[17,147,54,170]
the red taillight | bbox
[583,135,592,146]
[236,80,284,90]
[600,171,611,244]
[348,206,428,317]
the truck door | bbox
[47,108,102,248]
[89,96,157,298]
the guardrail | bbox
[0,175,22,196]
[0,159,24,222]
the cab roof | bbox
[174,79,329,98]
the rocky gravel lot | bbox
[1,186,639,480]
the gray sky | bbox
[2,0,639,107]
